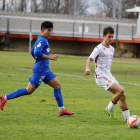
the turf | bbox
[0,51,140,140]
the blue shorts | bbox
[29,69,56,88]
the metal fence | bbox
[0,16,137,42]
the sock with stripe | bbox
[54,88,65,110]
[5,88,28,100]
[122,107,130,121]
[107,100,117,111]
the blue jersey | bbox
[31,35,50,73]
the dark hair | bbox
[41,21,53,31]
[103,26,114,36]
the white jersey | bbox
[89,43,115,79]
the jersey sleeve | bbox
[113,47,115,55]
[89,46,101,60]
[34,41,44,59]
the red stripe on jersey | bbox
[102,42,110,48]
[103,77,112,83]
[95,55,99,78]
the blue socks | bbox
[6,88,28,100]
[6,88,64,108]
[54,88,64,107]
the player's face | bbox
[103,33,114,46]
[42,28,53,39]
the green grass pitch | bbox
[0,51,140,140]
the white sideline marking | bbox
[120,82,140,86]
[57,76,94,81]
[55,73,84,78]
[2,66,140,86]
[0,73,15,76]
[8,67,32,71]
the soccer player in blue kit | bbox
[0,21,74,116]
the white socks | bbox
[59,106,65,111]
[122,108,130,121]
[107,100,117,111]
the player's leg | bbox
[108,83,124,110]
[0,82,37,111]
[6,82,36,99]
[0,72,43,111]
[26,82,37,94]
[119,93,130,121]
[110,83,124,102]
[47,77,64,109]
[96,77,118,118]
[47,77,74,116]
[105,83,124,119]
[107,83,130,121]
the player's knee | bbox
[119,87,124,96]
[55,83,61,89]
[121,93,126,99]
[28,91,33,95]
[26,83,36,95]
[26,88,34,95]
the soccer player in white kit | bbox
[85,26,130,122]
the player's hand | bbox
[85,69,91,75]
[51,54,58,60]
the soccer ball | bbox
[127,115,140,128]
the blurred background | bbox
[0,0,140,57]
[0,0,140,18]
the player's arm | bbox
[85,58,93,75]
[34,41,58,60]
[42,54,58,60]
[85,46,100,75]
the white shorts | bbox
[95,76,119,92]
